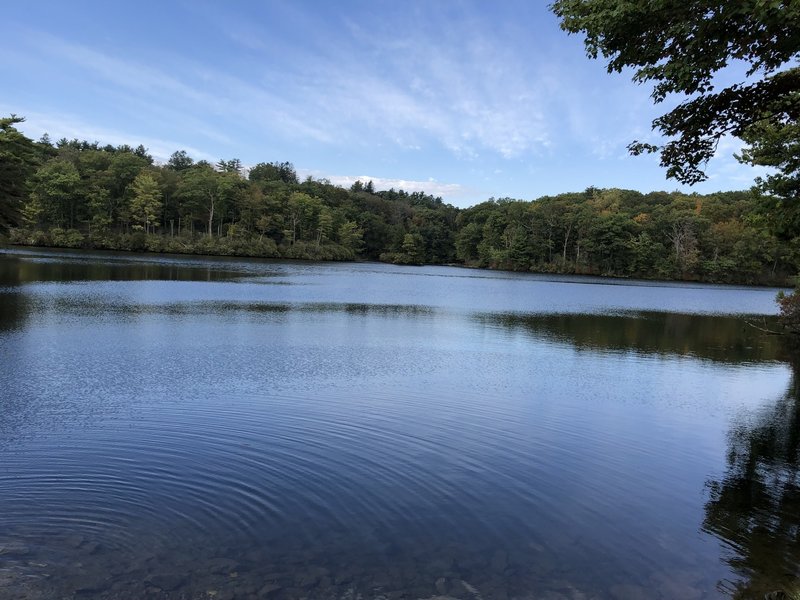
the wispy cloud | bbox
[30,32,211,106]
[295,16,552,159]
[1,2,765,202]
[104,3,555,160]
[303,171,470,202]
[13,9,629,164]
[703,135,766,187]
[19,29,337,146]
[10,108,216,163]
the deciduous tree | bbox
[551,1,800,191]
[129,172,162,233]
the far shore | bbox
[2,239,791,291]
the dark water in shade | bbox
[0,247,798,600]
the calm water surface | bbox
[0,247,797,599]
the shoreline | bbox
[2,240,791,291]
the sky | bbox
[2,0,766,208]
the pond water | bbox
[0,247,797,600]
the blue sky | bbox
[2,0,764,207]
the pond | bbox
[0,247,797,599]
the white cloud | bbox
[319,29,551,158]
[307,172,469,201]
[13,11,572,166]
[9,108,216,163]
[30,32,211,106]
[186,7,554,159]
[18,30,336,146]
[702,135,768,186]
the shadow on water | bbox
[475,310,784,364]
[702,352,800,599]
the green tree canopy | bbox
[0,115,39,229]
[249,161,298,185]
[178,164,230,236]
[2,113,796,285]
[167,150,194,171]
[25,159,81,229]
[551,0,800,193]
[129,172,162,233]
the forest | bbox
[1,115,797,286]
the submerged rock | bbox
[452,579,483,599]
[490,550,508,574]
[435,577,449,595]
[609,583,649,600]
[649,571,702,600]
[81,541,101,555]
[73,576,112,595]
[64,535,87,549]
[0,543,31,557]
[204,557,240,575]
[146,572,186,591]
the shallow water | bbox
[0,247,797,599]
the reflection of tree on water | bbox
[482,310,799,597]
[477,311,784,364]
[703,353,800,599]
[0,292,30,331]
[0,249,245,284]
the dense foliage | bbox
[1,118,798,285]
[0,116,39,230]
[457,189,800,284]
[551,0,800,197]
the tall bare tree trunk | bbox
[207,196,215,237]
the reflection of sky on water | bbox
[1,246,786,315]
[0,247,796,599]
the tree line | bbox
[1,115,797,285]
